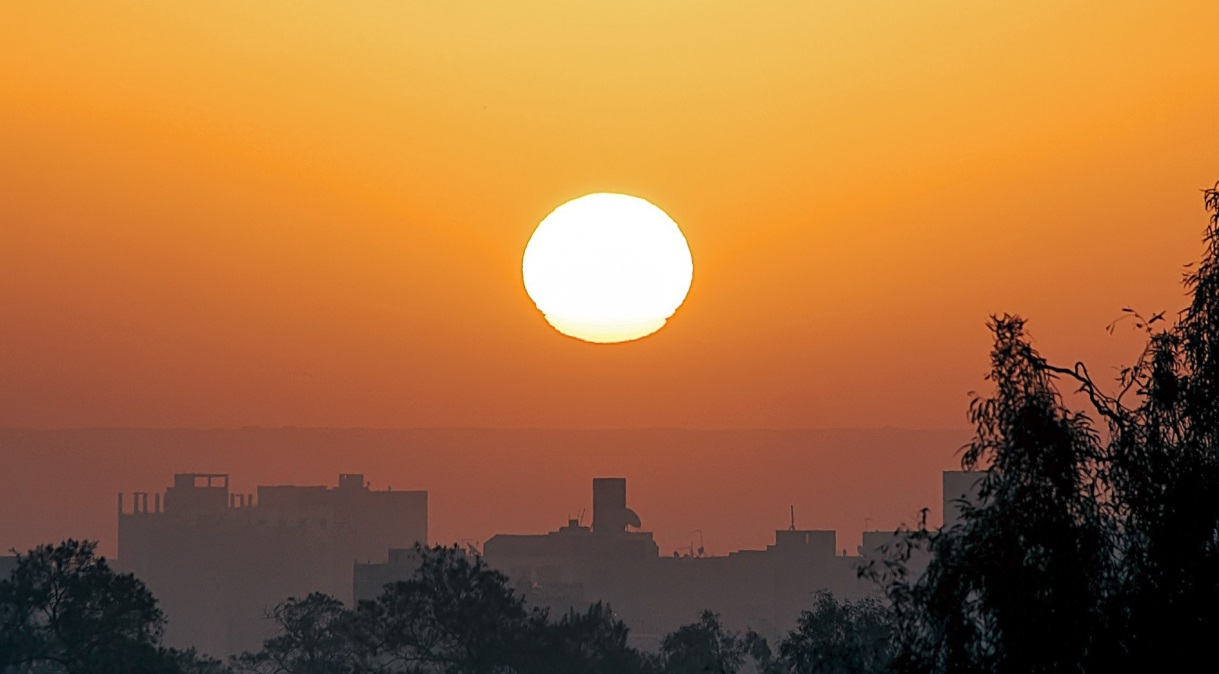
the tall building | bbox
[118,472,426,657]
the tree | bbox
[742,628,780,674]
[869,184,1219,674]
[778,592,893,674]
[658,610,745,674]
[1088,182,1219,669]
[232,593,368,674]
[358,545,536,674]
[873,316,1113,674]
[525,602,653,674]
[0,540,179,674]
[234,545,664,674]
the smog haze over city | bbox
[3,3,1219,673]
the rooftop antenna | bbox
[789,505,796,531]
[577,508,586,526]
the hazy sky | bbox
[3,2,1217,429]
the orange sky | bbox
[2,2,1218,430]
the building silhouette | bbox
[111,468,984,656]
[117,472,426,657]
[355,477,930,648]
[481,477,868,646]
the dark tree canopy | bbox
[0,539,213,674]
[658,610,746,674]
[358,545,535,674]
[1100,182,1219,668]
[236,545,655,674]
[525,602,652,674]
[779,592,893,674]
[870,184,1219,674]
[877,316,1112,674]
[232,593,370,674]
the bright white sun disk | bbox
[522,193,693,343]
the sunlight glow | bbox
[523,194,693,344]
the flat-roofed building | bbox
[118,472,426,658]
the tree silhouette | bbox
[524,602,652,674]
[741,628,779,674]
[236,545,662,674]
[232,593,368,674]
[886,315,1112,674]
[357,545,535,674]
[869,183,1219,674]
[778,592,893,674]
[0,540,209,674]
[1091,182,1219,670]
[658,610,745,674]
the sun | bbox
[522,193,694,344]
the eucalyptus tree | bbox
[869,184,1219,674]
[877,315,1113,674]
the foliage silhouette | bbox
[778,592,893,674]
[0,540,901,674]
[657,610,746,674]
[523,601,653,674]
[0,540,220,674]
[357,545,535,673]
[231,593,369,674]
[868,183,1219,673]
[237,545,658,674]
[1091,181,1219,670]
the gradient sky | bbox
[3,2,1218,430]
